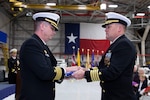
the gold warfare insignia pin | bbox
[44,50,47,54]
[44,50,50,57]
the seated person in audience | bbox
[132,65,139,86]
[133,67,145,84]
[133,67,148,100]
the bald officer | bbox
[73,12,137,100]
[19,12,79,100]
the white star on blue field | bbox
[67,33,78,43]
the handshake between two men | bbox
[65,66,88,79]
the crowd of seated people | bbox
[133,65,150,100]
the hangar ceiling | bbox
[0,0,150,27]
[0,0,150,65]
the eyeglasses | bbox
[50,26,55,31]
[43,21,55,31]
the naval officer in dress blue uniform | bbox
[19,12,79,100]
[72,12,137,100]
[8,48,20,84]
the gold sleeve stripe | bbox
[90,69,100,81]
[92,67,98,70]
[53,67,62,80]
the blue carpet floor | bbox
[0,82,15,99]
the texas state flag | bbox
[65,23,110,55]
[0,31,7,43]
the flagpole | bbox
[81,48,84,67]
[95,50,99,67]
[71,46,76,66]
[91,49,95,67]
[77,48,81,66]
[101,50,104,55]
[86,49,90,69]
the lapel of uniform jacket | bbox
[44,45,57,67]
[32,34,57,67]
[100,35,126,67]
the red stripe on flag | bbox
[80,39,110,55]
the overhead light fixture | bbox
[108,4,118,8]
[9,0,17,2]
[22,4,27,8]
[11,7,23,12]
[78,5,87,10]
[46,3,56,6]
[100,3,107,10]
[136,13,145,16]
[148,5,150,9]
